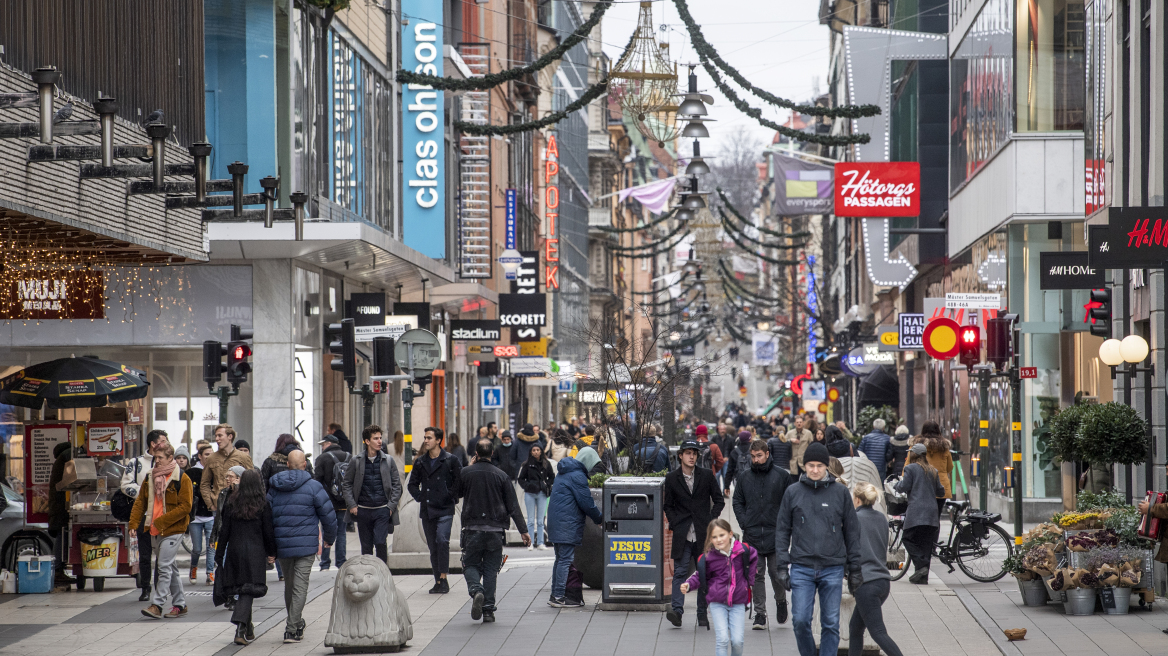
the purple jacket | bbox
[685,539,759,606]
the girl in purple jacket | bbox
[680,518,759,656]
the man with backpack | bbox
[408,427,463,594]
[314,434,351,570]
[694,424,724,473]
[733,439,796,630]
[631,433,670,473]
[663,440,725,628]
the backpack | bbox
[696,548,752,611]
[328,451,353,501]
[695,443,714,471]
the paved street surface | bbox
[5,526,1168,655]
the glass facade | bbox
[950,0,1014,190]
[1084,0,1107,214]
[1015,0,1085,132]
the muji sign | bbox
[833,162,920,217]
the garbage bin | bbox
[601,476,665,607]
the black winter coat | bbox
[723,443,752,487]
[260,445,313,486]
[732,458,796,555]
[458,461,527,532]
[314,447,351,509]
[884,437,910,478]
[662,466,725,559]
[185,466,215,519]
[213,502,277,605]
[517,457,556,495]
[766,437,792,476]
[407,449,462,519]
[774,473,862,574]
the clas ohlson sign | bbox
[402,0,445,259]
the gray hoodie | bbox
[774,473,862,575]
[854,505,892,584]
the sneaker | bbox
[429,579,450,594]
[206,573,214,586]
[527,545,534,551]
[482,610,495,623]
[666,610,682,627]
[320,564,331,571]
[471,592,485,620]
[775,602,789,624]
[283,629,302,644]
[141,604,163,620]
[537,544,548,551]
[547,597,566,608]
[752,613,767,630]
[561,598,584,608]
[189,567,197,583]
[164,606,188,618]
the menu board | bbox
[23,424,71,523]
[86,423,124,456]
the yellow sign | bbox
[880,331,899,346]
[519,338,548,357]
[979,420,989,429]
[1012,422,1021,431]
[818,402,828,413]
[607,537,653,565]
[979,438,989,447]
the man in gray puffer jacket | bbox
[773,442,862,656]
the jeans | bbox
[849,579,903,656]
[752,551,786,616]
[320,508,348,569]
[150,534,186,609]
[188,520,214,573]
[136,527,154,589]
[790,564,844,656]
[356,506,393,563]
[671,539,708,616]
[279,555,315,632]
[551,543,576,599]
[707,602,746,656]
[524,492,548,544]
[902,525,939,576]
[421,513,453,576]
[462,530,504,612]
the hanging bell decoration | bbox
[610,2,678,147]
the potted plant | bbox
[1050,567,1098,616]
[1075,403,1149,476]
[1084,546,1145,615]
[1006,553,1047,606]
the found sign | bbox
[607,536,654,566]
[944,293,1002,310]
[1019,367,1038,379]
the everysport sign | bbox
[833,162,920,217]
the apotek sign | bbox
[833,162,920,217]
[401,0,445,259]
[543,135,560,292]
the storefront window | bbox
[293,266,322,348]
[950,0,1014,190]
[1016,0,1085,132]
[1083,0,1107,214]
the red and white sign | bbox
[493,345,519,358]
[833,162,921,217]
[1019,367,1038,379]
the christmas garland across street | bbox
[397,0,613,91]
[610,230,692,258]
[717,261,785,305]
[717,189,812,239]
[454,79,609,135]
[723,224,801,265]
[719,210,806,250]
[594,207,679,233]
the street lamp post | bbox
[1098,334,1153,498]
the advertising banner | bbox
[499,293,547,327]
[833,162,920,217]
[450,320,502,342]
[23,424,71,523]
[752,331,778,365]
[1088,207,1168,269]
[401,0,445,259]
[1039,251,1104,289]
[85,423,123,456]
[773,154,833,215]
[1,271,104,320]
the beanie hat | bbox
[738,430,752,443]
[174,445,190,459]
[695,424,708,436]
[803,442,830,468]
[229,465,246,478]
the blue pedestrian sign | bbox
[481,386,503,409]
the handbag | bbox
[111,489,135,522]
[1138,491,1167,539]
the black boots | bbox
[909,567,930,584]
[429,577,449,594]
[775,601,789,624]
[138,584,151,602]
[234,624,250,645]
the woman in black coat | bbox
[517,444,556,550]
[213,470,276,645]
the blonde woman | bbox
[848,483,903,656]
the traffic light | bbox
[959,325,981,369]
[372,336,396,377]
[225,324,254,388]
[986,317,1013,370]
[328,319,357,388]
[1089,288,1112,338]
[202,341,227,392]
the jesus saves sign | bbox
[833,162,920,217]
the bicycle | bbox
[887,498,1013,582]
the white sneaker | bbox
[538,544,547,551]
[527,545,534,551]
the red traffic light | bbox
[958,325,981,368]
[233,345,248,360]
[961,328,978,344]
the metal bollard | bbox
[291,191,308,241]
[188,142,213,203]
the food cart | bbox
[62,424,138,591]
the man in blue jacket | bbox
[267,450,337,644]
[857,418,890,475]
[631,434,670,473]
[546,448,603,607]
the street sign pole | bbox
[1011,323,1023,544]
[214,385,238,424]
[979,366,990,512]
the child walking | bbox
[680,518,759,656]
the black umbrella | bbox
[858,365,900,409]
[0,356,149,409]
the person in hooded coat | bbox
[511,423,546,471]
[214,469,276,645]
[825,425,857,459]
[884,425,911,478]
[326,423,353,454]
[732,439,796,629]
[260,434,312,485]
[722,430,754,493]
[545,448,602,607]
[495,431,518,479]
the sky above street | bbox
[599,0,831,156]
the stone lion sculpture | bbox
[325,555,413,653]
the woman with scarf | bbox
[517,443,556,550]
[214,469,277,645]
[128,443,194,620]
